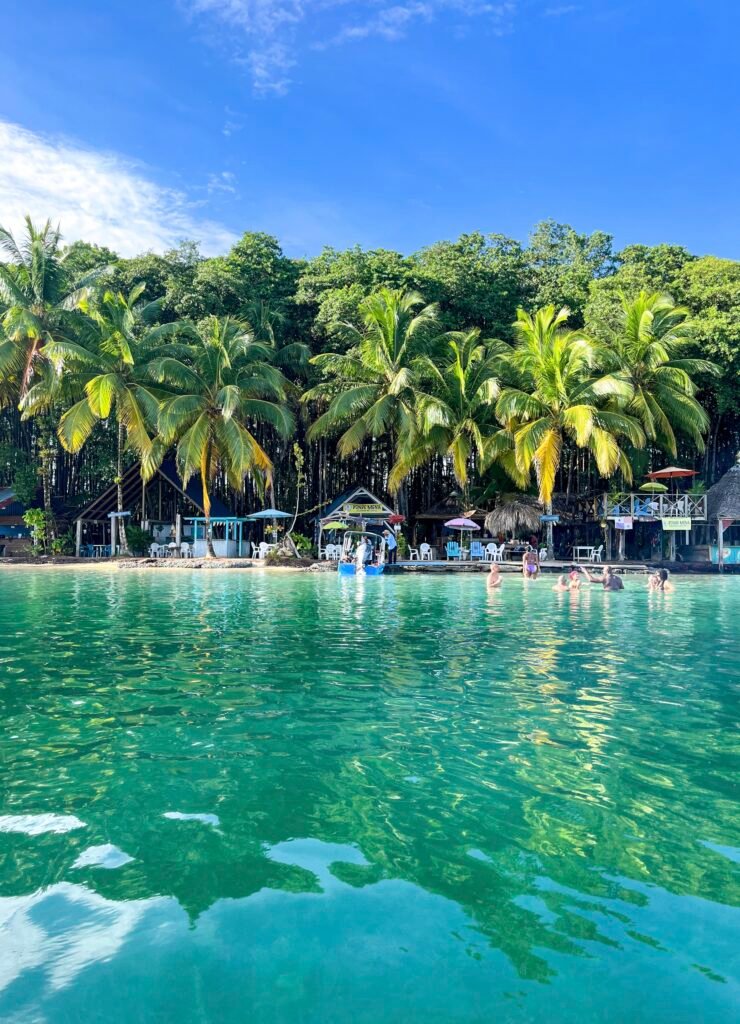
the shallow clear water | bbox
[0,567,738,1024]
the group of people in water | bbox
[487,559,674,592]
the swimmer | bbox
[655,568,674,592]
[553,574,569,592]
[522,547,540,580]
[579,564,624,591]
[487,563,502,588]
[568,570,582,590]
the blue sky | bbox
[1,1,737,258]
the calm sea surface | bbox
[0,568,738,1023]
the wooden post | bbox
[717,519,724,573]
[606,523,613,561]
[175,513,182,547]
[75,519,82,558]
[618,528,626,562]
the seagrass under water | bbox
[0,568,738,1023]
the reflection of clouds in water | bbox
[71,844,133,870]
[0,815,85,836]
[0,883,165,994]
[163,812,220,827]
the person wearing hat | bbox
[383,529,398,564]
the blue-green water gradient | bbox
[0,569,738,1023]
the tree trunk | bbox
[545,499,554,560]
[202,445,216,558]
[116,420,130,555]
[39,414,57,541]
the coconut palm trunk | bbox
[116,421,130,555]
[544,500,554,560]
[201,443,216,559]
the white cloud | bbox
[207,170,238,194]
[181,1,517,94]
[0,121,238,257]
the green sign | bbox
[661,517,692,531]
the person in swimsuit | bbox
[522,547,540,580]
[487,563,502,588]
[650,568,674,592]
[553,574,569,592]
[568,570,581,590]
[579,564,624,590]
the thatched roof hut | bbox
[484,495,542,536]
[707,452,740,521]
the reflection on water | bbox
[0,569,738,1023]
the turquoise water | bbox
[0,567,738,1024]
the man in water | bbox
[579,564,624,590]
[383,529,398,564]
[487,563,502,588]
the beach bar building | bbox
[706,451,740,569]
[73,459,235,556]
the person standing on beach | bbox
[383,529,398,564]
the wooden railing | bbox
[600,493,707,520]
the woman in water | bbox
[649,568,674,592]
[522,547,540,580]
[553,574,569,592]
[487,563,502,588]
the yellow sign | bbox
[661,517,692,531]
[345,503,386,515]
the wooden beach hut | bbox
[706,451,740,571]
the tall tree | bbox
[495,306,644,556]
[24,286,173,553]
[304,288,439,510]
[151,316,293,557]
[0,217,109,524]
[597,291,717,457]
[395,329,506,497]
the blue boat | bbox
[336,530,387,576]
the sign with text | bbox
[345,503,387,515]
[615,516,633,530]
[661,517,692,531]
[540,514,560,523]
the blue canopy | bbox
[247,508,292,519]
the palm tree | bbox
[394,329,506,497]
[150,316,293,557]
[599,291,717,455]
[0,217,109,524]
[495,306,644,556]
[304,287,438,508]
[23,286,173,553]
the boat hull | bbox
[337,563,385,576]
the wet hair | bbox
[659,568,669,582]
[558,574,568,585]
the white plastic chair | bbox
[258,541,270,558]
[157,544,168,558]
[420,543,432,561]
[149,543,160,558]
[539,547,547,562]
[180,542,192,559]
[330,545,341,562]
[251,542,260,559]
[408,547,419,561]
[492,543,505,563]
[484,543,497,562]
[590,544,604,563]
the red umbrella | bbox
[647,466,698,479]
[387,514,406,525]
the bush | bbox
[396,534,409,558]
[126,524,153,556]
[51,531,74,556]
[290,531,314,556]
[22,508,48,554]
